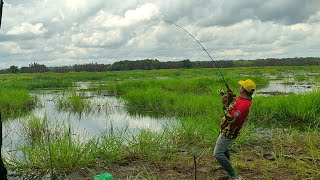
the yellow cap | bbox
[239,79,256,92]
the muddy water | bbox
[3,83,175,154]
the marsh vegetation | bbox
[0,66,319,179]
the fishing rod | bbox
[0,0,3,28]
[162,20,230,90]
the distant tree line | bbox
[52,63,110,73]
[0,57,319,74]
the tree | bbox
[20,62,49,73]
[181,59,193,69]
[9,65,19,73]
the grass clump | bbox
[315,74,320,83]
[55,91,92,114]
[125,129,178,161]
[0,88,37,119]
[19,115,48,144]
[293,74,308,82]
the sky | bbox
[0,0,320,68]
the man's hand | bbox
[222,89,234,107]
[222,95,229,106]
[227,89,233,96]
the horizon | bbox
[1,56,319,69]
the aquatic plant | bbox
[55,91,92,114]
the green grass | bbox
[275,73,285,80]
[20,115,48,144]
[293,74,308,82]
[250,91,320,128]
[125,129,178,161]
[11,115,99,175]
[9,115,179,177]
[315,74,320,83]
[104,76,268,119]
[0,74,72,90]
[0,88,38,119]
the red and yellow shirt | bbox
[220,96,252,139]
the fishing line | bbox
[160,20,230,90]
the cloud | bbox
[94,4,159,29]
[0,0,319,68]
[7,23,48,35]
[158,0,320,26]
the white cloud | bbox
[0,42,23,54]
[7,23,48,35]
[65,0,89,11]
[71,30,123,47]
[98,3,160,28]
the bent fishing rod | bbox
[0,0,3,28]
[162,20,230,90]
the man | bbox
[213,79,256,180]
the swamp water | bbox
[256,80,316,95]
[3,82,175,156]
[256,74,319,95]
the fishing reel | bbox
[218,89,235,97]
[219,89,236,106]
[219,89,226,96]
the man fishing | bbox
[213,79,256,180]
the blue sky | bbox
[0,0,319,68]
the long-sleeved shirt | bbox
[220,96,252,139]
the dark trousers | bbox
[0,158,7,180]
